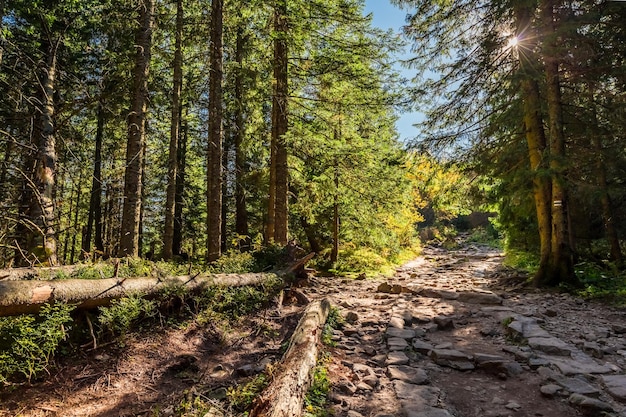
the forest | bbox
[1,0,626,414]
[0,0,624,285]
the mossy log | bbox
[0,253,315,317]
[250,298,330,417]
[0,272,279,317]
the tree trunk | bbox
[82,100,105,259]
[270,0,289,245]
[250,298,331,417]
[173,116,187,256]
[119,0,153,257]
[300,217,322,253]
[0,272,281,317]
[541,0,575,285]
[163,0,184,261]
[207,0,224,262]
[588,84,622,266]
[234,25,250,251]
[514,4,552,286]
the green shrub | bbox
[209,249,255,273]
[98,294,157,336]
[322,307,344,346]
[304,353,332,417]
[227,373,268,410]
[0,303,74,383]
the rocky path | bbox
[305,244,626,417]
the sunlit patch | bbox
[507,36,519,48]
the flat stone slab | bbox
[389,316,406,329]
[552,375,600,396]
[457,291,502,305]
[542,355,614,375]
[418,288,459,300]
[404,407,452,417]
[388,337,409,350]
[429,349,475,371]
[388,365,429,384]
[568,393,614,413]
[386,351,410,366]
[394,381,440,402]
[603,375,626,402]
[412,339,434,354]
[528,337,572,356]
[387,327,416,340]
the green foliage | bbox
[465,225,503,248]
[328,246,420,276]
[209,249,255,273]
[573,262,626,304]
[227,373,268,410]
[98,294,157,336]
[304,353,332,417]
[503,250,540,275]
[0,303,74,383]
[322,306,345,346]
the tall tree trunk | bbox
[272,0,289,245]
[588,84,622,266]
[163,0,184,260]
[234,25,250,251]
[119,0,153,257]
[542,0,574,285]
[82,100,105,259]
[221,132,231,254]
[514,4,552,286]
[173,116,187,256]
[207,0,224,262]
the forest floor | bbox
[3,241,626,416]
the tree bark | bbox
[119,0,153,257]
[173,116,187,256]
[82,100,105,259]
[0,272,281,317]
[234,25,250,251]
[514,4,552,286]
[270,0,289,245]
[207,0,224,262]
[541,0,575,285]
[163,0,184,261]
[250,298,331,417]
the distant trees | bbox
[396,0,626,284]
[0,0,419,267]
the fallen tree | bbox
[0,253,315,317]
[250,297,331,417]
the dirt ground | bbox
[2,242,625,416]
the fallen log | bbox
[250,298,331,417]
[0,272,279,317]
[0,253,316,317]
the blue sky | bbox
[363,0,423,143]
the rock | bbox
[362,375,380,388]
[457,291,503,305]
[504,401,521,410]
[602,374,626,402]
[377,282,393,293]
[202,408,224,417]
[582,341,603,358]
[363,346,377,356]
[528,357,551,369]
[347,411,365,417]
[387,327,416,340]
[388,365,429,384]
[433,316,454,330]
[394,381,441,402]
[404,408,452,417]
[540,384,562,397]
[388,337,409,350]
[527,337,572,356]
[418,288,459,300]
[389,316,406,329]
[386,351,410,366]
[612,324,626,335]
[568,393,614,413]
[429,349,475,371]
[551,375,600,396]
[412,339,434,354]
[352,363,375,376]
[337,379,358,395]
[544,356,614,375]
[345,311,359,323]
[357,382,374,391]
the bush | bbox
[0,303,74,383]
[98,294,157,336]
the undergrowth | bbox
[0,303,74,383]
[304,352,332,417]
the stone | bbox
[342,325,359,336]
[527,337,572,356]
[429,349,475,371]
[412,339,434,354]
[347,411,365,417]
[602,375,626,402]
[388,337,409,350]
[404,408,452,417]
[457,291,503,305]
[362,375,380,388]
[540,384,562,397]
[612,324,626,334]
[377,282,393,293]
[353,363,375,376]
[394,381,441,402]
[202,408,224,417]
[387,327,416,340]
[504,401,521,410]
[386,351,410,366]
[388,365,429,384]
[551,375,600,396]
[433,316,454,330]
[418,288,459,300]
[568,393,614,413]
[345,311,359,323]
[582,341,603,358]
[357,382,373,391]
[544,356,614,375]
[528,357,551,369]
[389,316,406,329]
[337,379,357,395]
